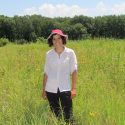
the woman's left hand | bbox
[71,89,76,99]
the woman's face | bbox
[52,34,63,48]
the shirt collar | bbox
[53,46,67,55]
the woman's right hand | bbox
[42,90,47,100]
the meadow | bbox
[0,39,125,125]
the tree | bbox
[71,15,94,36]
[13,15,35,41]
[0,16,15,41]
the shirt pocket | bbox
[62,56,70,68]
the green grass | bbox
[0,39,125,125]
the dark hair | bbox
[48,34,67,47]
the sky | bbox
[0,0,125,17]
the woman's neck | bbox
[54,46,65,55]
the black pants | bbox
[46,88,73,122]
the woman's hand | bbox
[71,88,76,99]
[42,90,47,100]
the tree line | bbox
[0,14,125,42]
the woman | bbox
[42,29,77,123]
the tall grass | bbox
[0,39,125,125]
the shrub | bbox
[15,39,29,44]
[0,38,9,47]
[36,37,46,43]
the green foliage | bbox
[29,32,37,42]
[70,15,94,35]
[1,15,125,42]
[36,37,46,43]
[15,39,28,44]
[0,16,15,41]
[93,15,125,38]
[13,15,35,41]
[0,38,9,47]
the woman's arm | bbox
[71,70,77,99]
[42,73,48,100]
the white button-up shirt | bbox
[44,47,77,93]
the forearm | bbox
[42,73,48,91]
[71,70,77,90]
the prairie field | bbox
[0,39,125,125]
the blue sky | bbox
[0,0,125,17]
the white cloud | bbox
[22,2,125,17]
[22,3,88,17]
[112,3,125,15]
[24,7,37,15]
[96,1,108,14]
[95,1,125,16]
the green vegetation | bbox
[0,38,9,47]
[0,39,125,125]
[0,15,125,42]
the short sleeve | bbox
[44,53,49,75]
[70,50,78,74]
